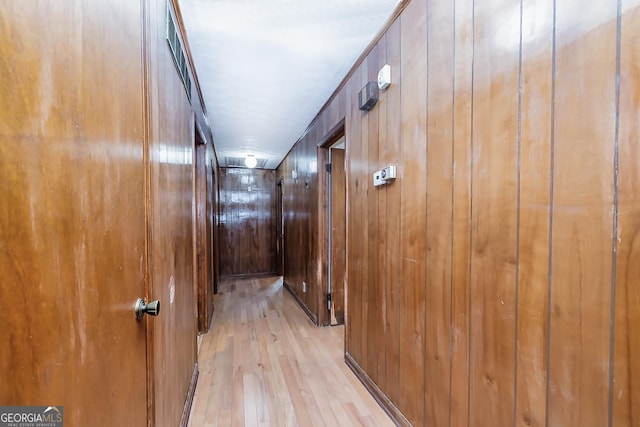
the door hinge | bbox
[327,292,332,311]
[326,163,332,173]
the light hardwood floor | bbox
[188,276,394,427]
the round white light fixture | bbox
[244,154,257,169]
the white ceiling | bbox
[178,0,401,169]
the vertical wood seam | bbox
[383,30,389,404]
[424,0,430,423]
[396,14,403,414]
[608,1,622,426]
[140,0,155,425]
[513,0,524,425]
[544,1,557,425]
[467,0,476,425]
[448,2,457,426]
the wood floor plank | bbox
[189,276,393,427]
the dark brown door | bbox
[195,135,214,333]
[0,2,149,425]
[277,179,285,276]
[330,148,347,325]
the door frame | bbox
[317,119,346,326]
[194,119,214,333]
[276,177,285,276]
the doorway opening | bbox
[276,178,285,277]
[319,123,346,326]
[194,120,215,333]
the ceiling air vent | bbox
[225,157,269,169]
[166,2,192,103]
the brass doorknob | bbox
[135,298,161,319]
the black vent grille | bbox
[166,2,192,103]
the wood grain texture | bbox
[147,0,205,424]
[276,178,284,276]
[425,0,455,424]
[279,131,323,324]
[347,64,366,362]
[195,138,218,333]
[276,1,640,425]
[398,1,428,424]
[188,276,394,427]
[359,56,370,372]
[515,0,553,425]
[0,2,148,425]
[548,1,617,425]
[0,1,208,425]
[330,148,346,326]
[614,2,640,425]
[375,32,389,391]
[469,0,519,424]
[450,0,474,424]
[219,168,277,277]
[369,41,390,386]
[366,45,382,388]
[382,20,402,409]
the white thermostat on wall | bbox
[378,64,391,90]
[373,165,397,187]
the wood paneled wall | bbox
[219,168,277,277]
[278,0,640,425]
[0,2,149,425]
[0,0,216,426]
[146,0,219,424]
[195,138,219,333]
[278,131,325,324]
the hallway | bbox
[188,276,393,427]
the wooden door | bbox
[0,2,149,425]
[277,178,285,276]
[195,135,214,333]
[330,148,347,325]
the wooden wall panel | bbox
[219,168,277,277]
[382,20,403,408]
[515,0,553,425]
[450,1,474,425]
[279,131,324,324]
[278,70,351,328]
[195,138,219,333]
[0,2,148,425]
[277,1,640,425]
[365,47,380,388]
[0,1,213,425]
[614,3,640,426]
[147,0,199,425]
[348,65,365,346]
[548,1,617,426]
[374,33,389,389]
[469,0,519,424]
[330,148,347,326]
[398,1,428,425]
[425,0,454,424]
[305,134,321,323]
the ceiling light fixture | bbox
[244,154,257,169]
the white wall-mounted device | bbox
[373,165,397,187]
[378,64,391,90]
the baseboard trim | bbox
[283,281,318,326]
[179,363,199,427]
[344,353,410,427]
